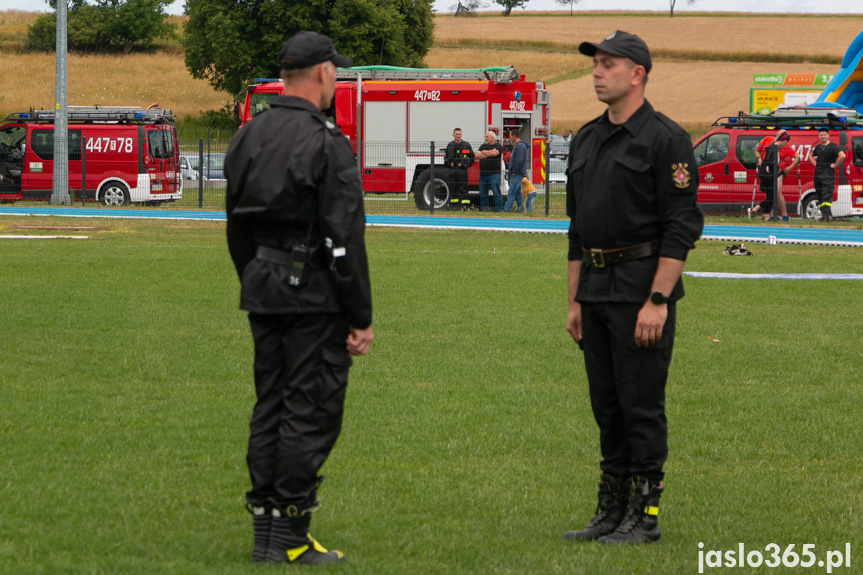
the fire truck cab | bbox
[235,66,551,209]
[0,106,181,206]
[692,108,863,219]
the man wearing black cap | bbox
[225,30,373,565]
[562,31,703,544]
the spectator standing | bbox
[224,31,373,565]
[522,177,537,213]
[475,131,504,211]
[751,134,794,221]
[810,128,845,221]
[562,30,703,545]
[445,128,474,210]
[751,130,798,221]
[503,129,528,212]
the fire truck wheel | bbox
[100,182,130,207]
[412,169,451,210]
[800,193,821,220]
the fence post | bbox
[206,127,211,180]
[80,137,86,206]
[198,138,204,209]
[429,141,435,215]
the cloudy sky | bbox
[1,0,860,16]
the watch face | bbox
[651,291,667,304]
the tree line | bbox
[27,0,175,54]
[26,0,435,97]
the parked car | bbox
[179,153,226,180]
[548,157,567,183]
[549,134,569,159]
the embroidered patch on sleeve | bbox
[672,163,691,188]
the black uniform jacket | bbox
[225,96,372,329]
[445,140,474,169]
[566,101,704,304]
[812,141,840,177]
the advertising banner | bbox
[750,88,823,114]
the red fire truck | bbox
[235,66,551,209]
[693,108,863,219]
[0,106,181,206]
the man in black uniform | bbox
[561,31,703,544]
[810,128,845,221]
[224,31,373,565]
[445,128,474,209]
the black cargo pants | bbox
[814,169,835,206]
[451,167,469,205]
[245,312,352,509]
[580,301,676,485]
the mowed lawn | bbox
[1,218,861,574]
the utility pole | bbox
[51,0,70,204]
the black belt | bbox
[582,241,659,268]
[256,245,320,267]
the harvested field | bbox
[434,15,860,61]
[549,61,836,134]
[0,52,229,120]
[0,9,858,130]
[425,47,592,83]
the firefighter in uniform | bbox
[445,128,474,209]
[224,31,373,565]
[810,127,845,221]
[561,31,703,544]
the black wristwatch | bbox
[649,290,669,305]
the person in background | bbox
[503,129,528,213]
[475,131,504,211]
[810,127,845,221]
[751,130,798,221]
[445,128,474,210]
[521,177,537,213]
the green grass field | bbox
[1,217,861,574]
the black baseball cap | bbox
[279,31,353,70]
[578,30,652,73]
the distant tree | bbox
[669,0,696,17]
[103,0,174,54]
[183,0,435,96]
[452,0,485,16]
[553,0,579,15]
[26,0,173,53]
[494,0,528,17]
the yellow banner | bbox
[750,88,822,114]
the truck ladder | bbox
[335,66,521,84]
[713,109,863,129]
[5,106,175,124]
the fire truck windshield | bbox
[148,129,175,160]
[250,92,277,117]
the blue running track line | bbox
[1,206,862,247]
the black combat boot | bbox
[266,502,346,564]
[598,476,663,544]
[247,503,271,563]
[562,474,629,541]
[821,204,834,222]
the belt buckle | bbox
[590,248,606,268]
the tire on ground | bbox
[412,168,451,210]
[100,181,130,207]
